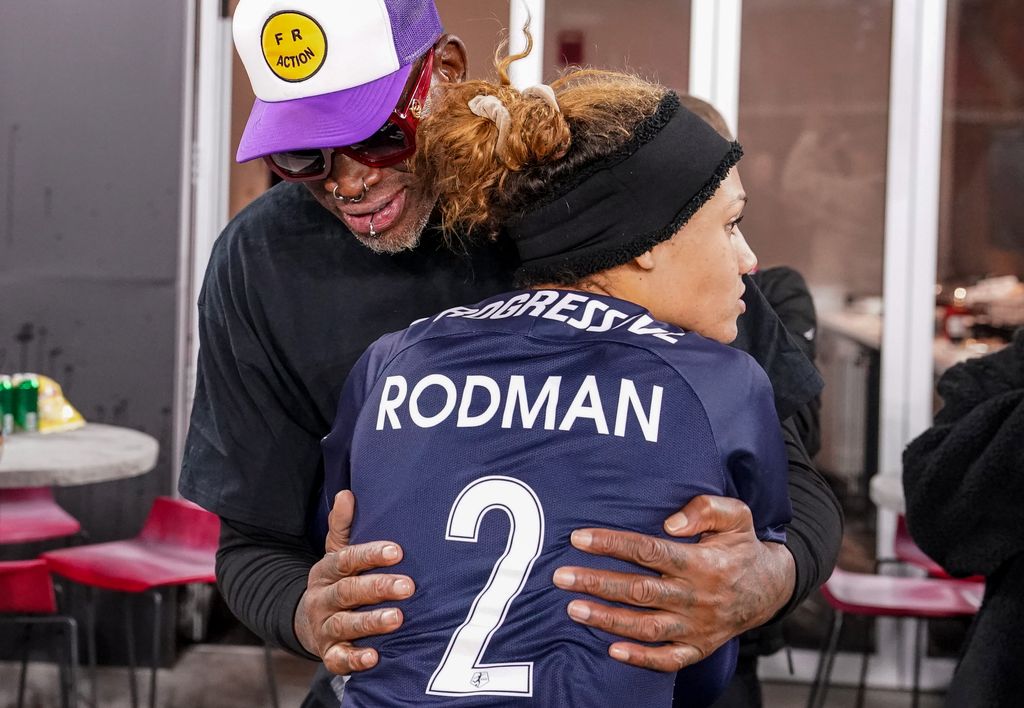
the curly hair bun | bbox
[414,32,666,242]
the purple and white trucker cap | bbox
[233,0,442,162]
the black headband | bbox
[509,93,742,282]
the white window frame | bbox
[689,0,743,137]
[173,0,233,486]
[509,0,546,88]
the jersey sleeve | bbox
[316,330,405,541]
[178,229,325,537]
[697,349,793,543]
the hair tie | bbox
[468,95,512,155]
[522,84,560,113]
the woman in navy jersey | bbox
[320,54,791,707]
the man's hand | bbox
[294,491,415,675]
[552,495,795,672]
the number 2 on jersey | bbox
[426,476,545,697]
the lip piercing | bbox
[369,213,377,238]
[333,179,369,203]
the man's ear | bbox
[633,250,657,271]
[434,34,468,83]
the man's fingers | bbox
[323,541,404,580]
[567,528,690,575]
[552,567,691,609]
[326,490,356,553]
[563,599,688,645]
[607,641,706,672]
[663,495,754,538]
[322,573,415,611]
[322,606,404,643]
[321,644,379,675]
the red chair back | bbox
[0,488,56,503]
[138,497,220,551]
[0,487,82,544]
[0,559,58,614]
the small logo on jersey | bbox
[470,671,490,688]
[261,11,327,83]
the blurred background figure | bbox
[903,328,1024,707]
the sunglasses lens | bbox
[269,149,328,178]
[345,121,411,164]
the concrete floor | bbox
[0,645,946,708]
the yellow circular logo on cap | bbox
[261,11,327,83]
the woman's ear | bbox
[434,34,468,83]
[633,250,657,271]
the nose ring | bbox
[333,179,369,204]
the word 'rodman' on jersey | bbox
[374,373,664,442]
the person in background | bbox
[748,267,820,457]
[903,328,1024,707]
[179,2,841,705]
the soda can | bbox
[0,375,13,435]
[13,373,39,433]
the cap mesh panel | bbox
[382,0,442,64]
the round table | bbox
[0,423,159,488]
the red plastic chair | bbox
[0,559,79,708]
[0,488,81,544]
[806,568,983,708]
[42,497,218,708]
[878,516,985,585]
[41,496,279,708]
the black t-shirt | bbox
[181,183,515,536]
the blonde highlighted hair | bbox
[414,34,669,242]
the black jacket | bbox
[903,329,1024,707]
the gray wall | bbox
[1,0,189,662]
[1,0,187,530]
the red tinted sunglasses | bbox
[264,50,435,181]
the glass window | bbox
[937,0,1024,285]
[543,0,690,89]
[737,0,895,654]
[738,0,892,305]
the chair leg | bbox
[149,590,162,708]
[855,618,871,708]
[87,587,99,708]
[912,618,925,708]
[817,610,845,708]
[125,596,139,708]
[57,621,69,708]
[808,609,844,708]
[805,615,830,708]
[16,623,31,708]
[264,643,280,708]
[63,616,80,708]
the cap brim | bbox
[236,62,414,162]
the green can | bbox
[0,375,13,436]
[13,373,39,433]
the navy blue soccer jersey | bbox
[320,289,792,707]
